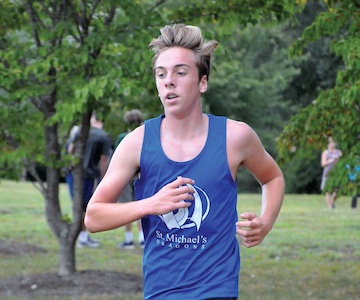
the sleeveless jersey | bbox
[134,114,240,299]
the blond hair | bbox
[149,24,218,81]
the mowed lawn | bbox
[0,179,359,300]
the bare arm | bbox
[321,150,330,167]
[227,120,285,248]
[84,126,195,233]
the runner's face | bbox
[154,47,207,115]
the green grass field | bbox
[0,179,359,300]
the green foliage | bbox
[278,0,360,196]
[277,0,345,194]
[324,157,360,197]
[283,0,344,109]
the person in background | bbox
[85,24,285,299]
[67,112,112,247]
[116,109,144,249]
[320,137,342,209]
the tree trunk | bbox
[58,237,77,276]
[44,122,82,276]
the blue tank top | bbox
[134,114,240,299]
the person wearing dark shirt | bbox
[67,112,111,247]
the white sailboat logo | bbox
[159,184,210,231]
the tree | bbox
[277,0,360,197]
[283,0,344,110]
[278,0,344,194]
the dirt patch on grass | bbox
[0,240,47,256]
[0,240,143,298]
[0,270,143,298]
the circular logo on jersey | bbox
[159,184,210,231]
